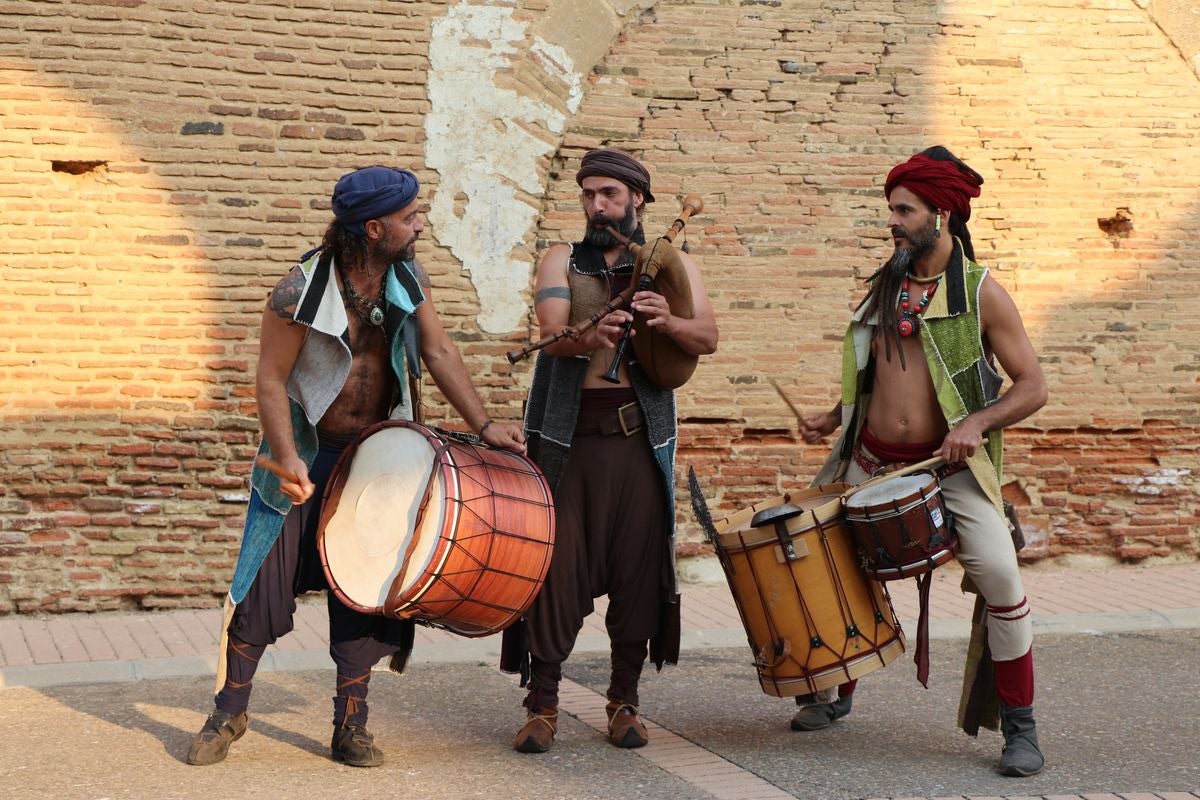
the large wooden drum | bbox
[713,485,906,697]
[317,421,554,638]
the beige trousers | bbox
[843,450,1033,662]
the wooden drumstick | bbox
[255,453,300,484]
[769,378,804,423]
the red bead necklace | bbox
[897,273,941,337]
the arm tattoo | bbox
[268,268,305,320]
[410,258,432,289]
[535,286,571,305]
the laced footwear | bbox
[513,706,558,753]
[605,701,648,748]
[331,723,384,767]
[997,705,1045,777]
[186,708,248,765]
[790,694,853,731]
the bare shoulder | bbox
[408,258,432,289]
[978,272,1027,334]
[267,264,306,320]
[535,243,571,284]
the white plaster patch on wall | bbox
[531,38,584,115]
[425,2,584,333]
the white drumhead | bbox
[323,426,449,610]
[847,474,933,507]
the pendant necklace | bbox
[898,272,941,337]
[340,267,386,326]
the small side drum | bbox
[317,420,555,638]
[712,485,906,698]
[842,472,956,581]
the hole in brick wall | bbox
[1097,207,1133,241]
[51,160,107,175]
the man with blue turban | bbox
[187,166,526,768]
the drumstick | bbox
[768,379,804,422]
[255,453,300,484]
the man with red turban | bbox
[795,146,1049,777]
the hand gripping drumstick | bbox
[254,453,299,484]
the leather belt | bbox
[595,402,645,437]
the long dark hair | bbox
[860,146,983,367]
[320,220,369,271]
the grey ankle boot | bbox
[790,693,852,731]
[998,704,1045,777]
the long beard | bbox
[583,201,637,248]
[884,219,937,276]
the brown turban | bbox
[575,148,655,203]
[885,153,982,221]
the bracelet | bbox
[477,419,494,436]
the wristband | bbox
[477,419,494,436]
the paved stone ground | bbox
[2,559,1199,800]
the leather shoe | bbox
[790,694,852,731]
[998,705,1045,777]
[513,707,558,753]
[186,709,248,765]
[331,723,384,767]
[606,701,648,748]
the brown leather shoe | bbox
[513,707,558,753]
[186,709,248,766]
[606,701,648,748]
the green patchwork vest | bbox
[815,242,1005,512]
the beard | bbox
[374,232,417,266]
[884,217,938,276]
[582,201,638,248]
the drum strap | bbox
[915,572,933,688]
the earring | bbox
[935,214,942,236]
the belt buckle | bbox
[617,402,641,437]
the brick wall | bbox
[1,0,1197,614]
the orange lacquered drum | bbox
[712,485,906,697]
[317,421,555,638]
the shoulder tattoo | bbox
[535,286,571,305]
[268,268,305,319]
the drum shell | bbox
[713,485,906,698]
[843,473,957,582]
[318,421,555,637]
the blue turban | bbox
[331,166,420,236]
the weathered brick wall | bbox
[1,0,1197,614]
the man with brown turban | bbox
[502,147,718,753]
[795,146,1048,777]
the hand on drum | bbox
[480,421,527,454]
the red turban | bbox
[885,154,982,222]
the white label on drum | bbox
[930,507,943,528]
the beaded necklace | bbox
[897,271,942,337]
[338,265,386,327]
